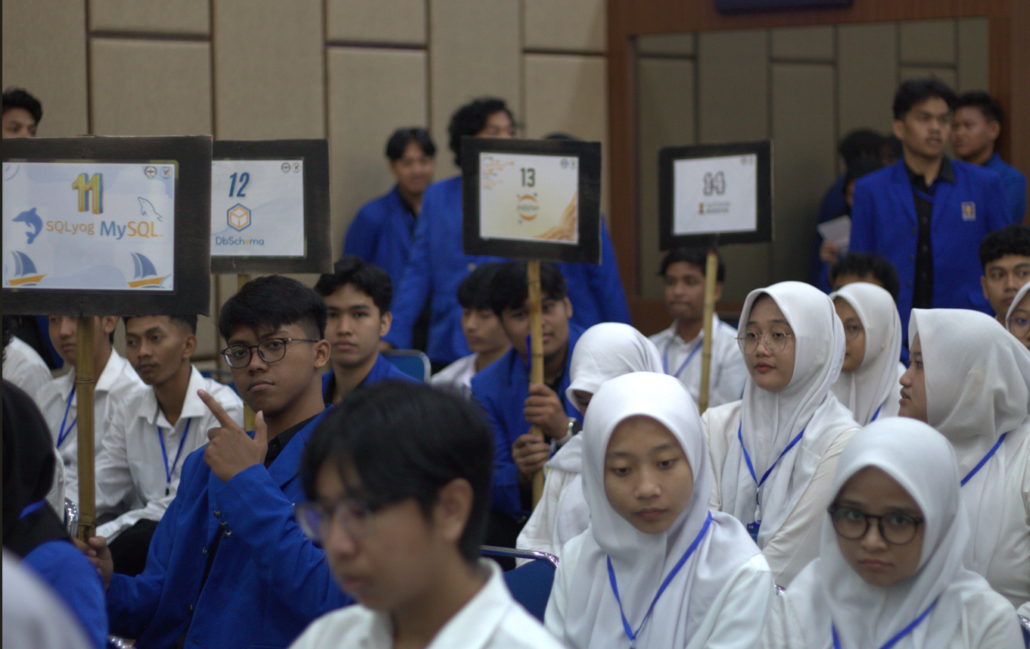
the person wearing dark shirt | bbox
[978,224,1030,325]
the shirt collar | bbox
[145,365,207,428]
[264,413,316,468]
[95,349,129,393]
[905,156,955,187]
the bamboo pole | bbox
[238,273,255,431]
[75,316,96,541]
[527,261,546,507]
[697,248,719,415]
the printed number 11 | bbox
[71,173,103,214]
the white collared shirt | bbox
[35,349,145,505]
[95,366,243,541]
[289,560,564,649]
[2,336,53,400]
[649,315,748,409]
[430,353,479,398]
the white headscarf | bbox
[829,283,903,425]
[721,281,859,548]
[779,418,993,649]
[908,308,1030,573]
[1005,281,1030,326]
[564,372,761,649]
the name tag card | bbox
[462,137,601,264]
[3,136,211,316]
[658,141,772,250]
[210,140,331,274]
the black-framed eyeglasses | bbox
[736,330,794,355]
[828,505,925,545]
[294,498,376,542]
[220,338,318,369]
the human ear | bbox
[378,311,393,339]
[433,478,473,545]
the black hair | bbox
[457,262,504,311]
[448,97,514,166]
[979,225,1030,270]
[219,275,326,341]
[2,87,42,124]
[301,381,493,563]
[843,156,883,191]
[385,127,436,161]
[880,136,903,164]
[313,256,392,314]
[838,130,883,167]
[122,314,198,335]
[955,91,1004,126]
[893,77,957,120]
[659,248,726,283]
[829,253,901,302]
[489,261,567,316]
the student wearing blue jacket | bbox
[76,276,353,649]
[850,78,1009,343]
[315,256,415,406]
[471,262,583,549]
[384,98,630,367]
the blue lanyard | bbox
[158,419,191,496]
[18,499,46,519]
[607,512,712,646]
[57,385,78,448]
[832,598,937,649]
[738,422,806,491]
[662,337,702,379]
[870,405,883,422]
[960,433,1007,487]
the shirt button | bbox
[225,530,232,537]
[467,262,476,272]
[188,605,194,613]
[213,511,220,517]
[201,547,207,555]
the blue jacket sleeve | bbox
[594,221,631,324]
[1005,173,1028,225]
[473,387,522,520]
[214,464,352,615]
[984,173,1012,231]
[383,200,433,350]
[24,542,109,649]
[343,205,380,262]
[849,183,876,253]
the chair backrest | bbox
[383,349,431,383]
[481,546,558,622]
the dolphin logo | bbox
[137,197,164,222]
[13,208,43,244]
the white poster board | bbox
[211,159,305,257]
[479,152,580,245]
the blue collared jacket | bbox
[984,152,1027,224]
[850,159,1009,340]
[471,324,584,521]
[322,352,418,404]
[383,176,630,364]
[343,186,416,282]
[105,408,353,649]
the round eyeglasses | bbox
[842,322,864,341]
[220,337,318,369]
[736,330,794,355]
[1008,315,1030,337]
[295,498,375,542]
[828,506,924,545]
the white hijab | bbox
[722,281,859,548]
[1005,281,1030,326]
[565,372,761,649]
[829,283,903,425]
[908,308,1030,573]
[779,418,993,649]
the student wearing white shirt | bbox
[290,381,563,649]
[431,262,510,396]
[761,418,1021,649]
[35,316,144,505]
[94,314,243,576]
[2,318,53,398]
[649,248,747,408]
[546,373,774,649]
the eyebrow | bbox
[837,499,921,516]
[746,319,791,326]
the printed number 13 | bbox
[71,173,103,214]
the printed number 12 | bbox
[71,173,103,214]
[229,172,250,197]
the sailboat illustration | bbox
[127,252,168,288]
[8,251,46,286]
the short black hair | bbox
[2,87,42,124]
[122,314,198,335]
[979,225,1030,270]
[385,127,436,161]
[301,381,493,563]
[219,275,326,341]
[955,91,1004,126]
[880,135,903,164]
[893,77,957,120]
[489,261,567,316]
[457,262,504,311]
[829,253,901,302]
[313,256,392,314]
[448,97,514,166]
[659,248,726,283]
[838,129,883,168]
[843,156,883,191]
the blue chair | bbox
[383,349,431,383]
[481,546,558,622]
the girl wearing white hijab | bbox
[517,323,663,560]
[1006,281,1030,352]
[762,417,1021,649]
[703,282,861,586]
[546,372,773,649]
[902,308,1030,610]
[828,283,903,425]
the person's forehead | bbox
[126,315,174,334]
[325,284,376,309]
[953,106,987,122]
[399,140,431,160]
[987,254,1030,269]
[909,98,951,116]
[2,107,35,123]
[227,323,296,343]
[666,261,703,277]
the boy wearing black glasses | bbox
[76,275,353,649]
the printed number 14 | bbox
[71,173,103,214]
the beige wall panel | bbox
[838,23,896,138]
[429,0,521,178]
[90,0,209,34]
[771,63,836,285]
[327,48,427,254]
[900,19,955,66]
[213,0,324,139]
[91,39,211,135]
[1,0,88,137]
[326,0,425,45]
[637,59,695,300]
[900,66,957,90]
[638,33,695,58]
[957,17,989,93]
[698,29,770,302]
[524,0,605,53]
[771,25,834,61]
[194,280,220,358]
